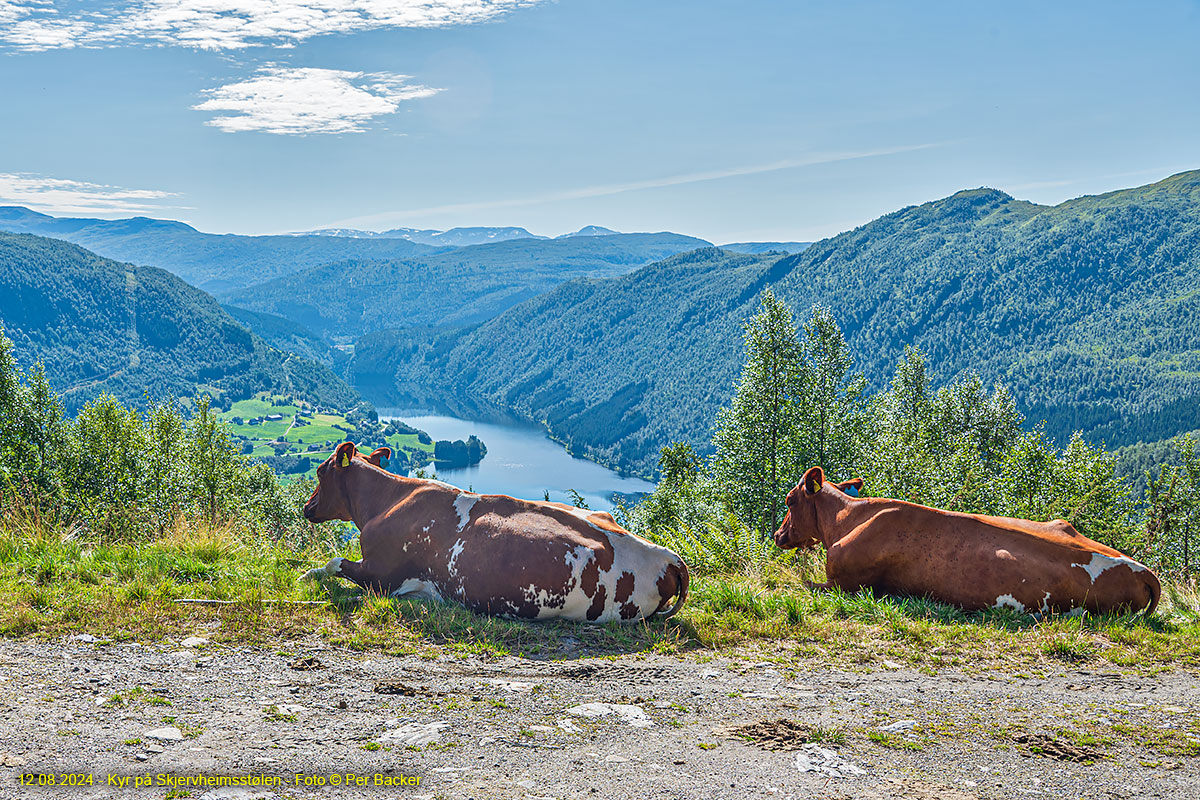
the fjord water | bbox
[379,410,655,512]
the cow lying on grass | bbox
[301,442,689,622]
[774,467,1160,616]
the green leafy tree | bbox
[799,304,868,480]
[0,328,24,493]
[144,400,186,534]
[711,290,807,537]
[186,395,245,523]
[61,393,149,535]
[1143,434,1200,573]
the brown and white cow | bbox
[300,442,689,622]
[774,466,1160,616]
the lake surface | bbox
[378,410,655,512]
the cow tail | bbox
[1144,569,1162,616]
[655,560,690,618]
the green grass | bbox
[2,512,1199,672]
[867,731,924,750]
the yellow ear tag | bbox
[340,453,350,467]
[812,482,821,493]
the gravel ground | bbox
[1,635,1198,800]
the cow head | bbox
[773,468,864,549]
[302,442,393,522]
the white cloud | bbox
[0,1,548,51]
[0,172,178,214]
[193,66,439,134]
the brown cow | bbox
[301,442,689,622]
[774,466,1160,616]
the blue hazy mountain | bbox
[225,231,713,337]
[0,206,440,293]
[557,225,621,238]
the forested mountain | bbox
[0,207,439,292]
[225,232,712,337]
[354,170,1200,477]
[0,233,358,411]
[220,305,344,369]
[352,248,781,471]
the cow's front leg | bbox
[819,526,888,593]
[301,557,368,587]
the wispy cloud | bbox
[333,142,946,228]
[194,66,439,135]
[0,1,549,51]
[0,172,178,214]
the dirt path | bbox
[1,636,1197,800]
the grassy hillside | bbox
[356,171,1200,476]
[0,232,358,411]
[0,206,439,292]
[224,232,713,338]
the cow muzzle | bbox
[302,490,320,522]
[773,519,793,549]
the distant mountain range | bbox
[354,170,1200,476]
[296,223,623,244]
[0,208,806,301]
[0,206,438,293]
[0,232,358,412]
[298,225,547,247]
[223,231,713,337]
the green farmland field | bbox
[218,393,436,480]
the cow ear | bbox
[336,441,357,468]
[804,466,825,495]
[843,478,863,497]
[367,447,392,469]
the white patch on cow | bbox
[994,594,1025,612]
[302,557,344,581]
[523,583,567,616]
[447,538,465,580]
[1039,591,1052,615]
[454,494,478,532]
[392,578,442,603]
[1072,552,1148,583]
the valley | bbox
[4,170,1200,487]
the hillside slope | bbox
[0,233,358,411]
[226,232,712,337]
[0,207,439,292]
[356,171,1200,476]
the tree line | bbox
[628,292,1200,577]
[0,326,327,547]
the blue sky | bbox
[1,0,1198,242]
